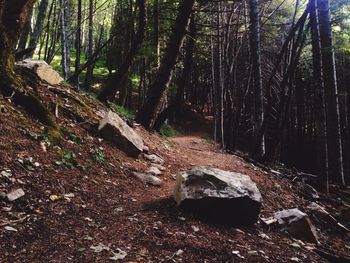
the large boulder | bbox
[174,166,262,225]
[16,59,63,85]
[98,111,144,158]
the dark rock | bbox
[174,166,262,225]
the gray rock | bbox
[7,188,25,202]
[274,208,318,243]
[132,172,162,186]
[147,166,162,176]
[174,166,262,225]
[98,111,144,157]
[16,59,63,85]
[144,154,164,164]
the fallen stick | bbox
[314,249,350,263]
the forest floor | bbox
[0,83,349,262]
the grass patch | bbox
[110,103,135,120]
[159,123,177,137]
[202,135,214,145]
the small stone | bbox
[4,226,18,232]
[191,225,200,232]
[144,154,164,164]
[147,166,162,176]
[132,172,162,186]
[7,189,25,202]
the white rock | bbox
[7,189,25,202]
[98,111,144,157]
[144,154,164,164]
[132,172,162,186]
[16,59,63,85]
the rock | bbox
[147,166,162,176]
[132,172,162,186]
[7,188,25,202]
[144,154,164,164]
[16,59,63,85]
[98,111,144,158]
[274,208,318,243]
[174,166,262,225]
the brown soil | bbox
[0,84,349,262]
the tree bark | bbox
[135,0,196,129]
[310,0,329,190]
[318,0,345,185]
[74,0,82,88]
[28,0,49,57]
[249,0,265,159]
[84,0,94,89]
[60,0,71,80]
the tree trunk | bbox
[97,0,146,104]
[318,0,345,185]
[249,0,265,159]
[17,9,33,51]
[135,0,196,129]
[84,0,94,89]
[74,0,82,88]
[0,0,57,128]
[310,0,329,191]
[28,0,49,57]
[60,0,71,80]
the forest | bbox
[0,0,350,262]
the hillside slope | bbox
[0,83,349,262]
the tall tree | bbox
[310,0,329,190]
[74,0,82,88]
[98,0,147,104]
[318,0,345,185]
[28,0,49,58]
[249,0,265,158]
[60,0,71,80]
[84,0,94,89]
[135,0,196,129]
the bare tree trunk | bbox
[135,0,196,129]
[74,0,82,88]
[97,0,146,105]
[249,0,265,158]
[28,0,49,57]
[310,0,329,191]
[60,0,71,80]
[17,8,33,51]
[318,0,345,185]
[84,0,94,89]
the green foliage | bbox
[56,150,78,168]
[93,147,105,163]
[68,132,83,145]
[159,123,177,137]
[110,103,136,120]
[202,135,214,145]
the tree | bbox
[318,0,345,185]
[60,0,71,80]
[28,0,49,58]
[0,0,57,127]
[74,0,82,88]
[98,0,147,104]
[135,0,196,129]
[249,0,265,158]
